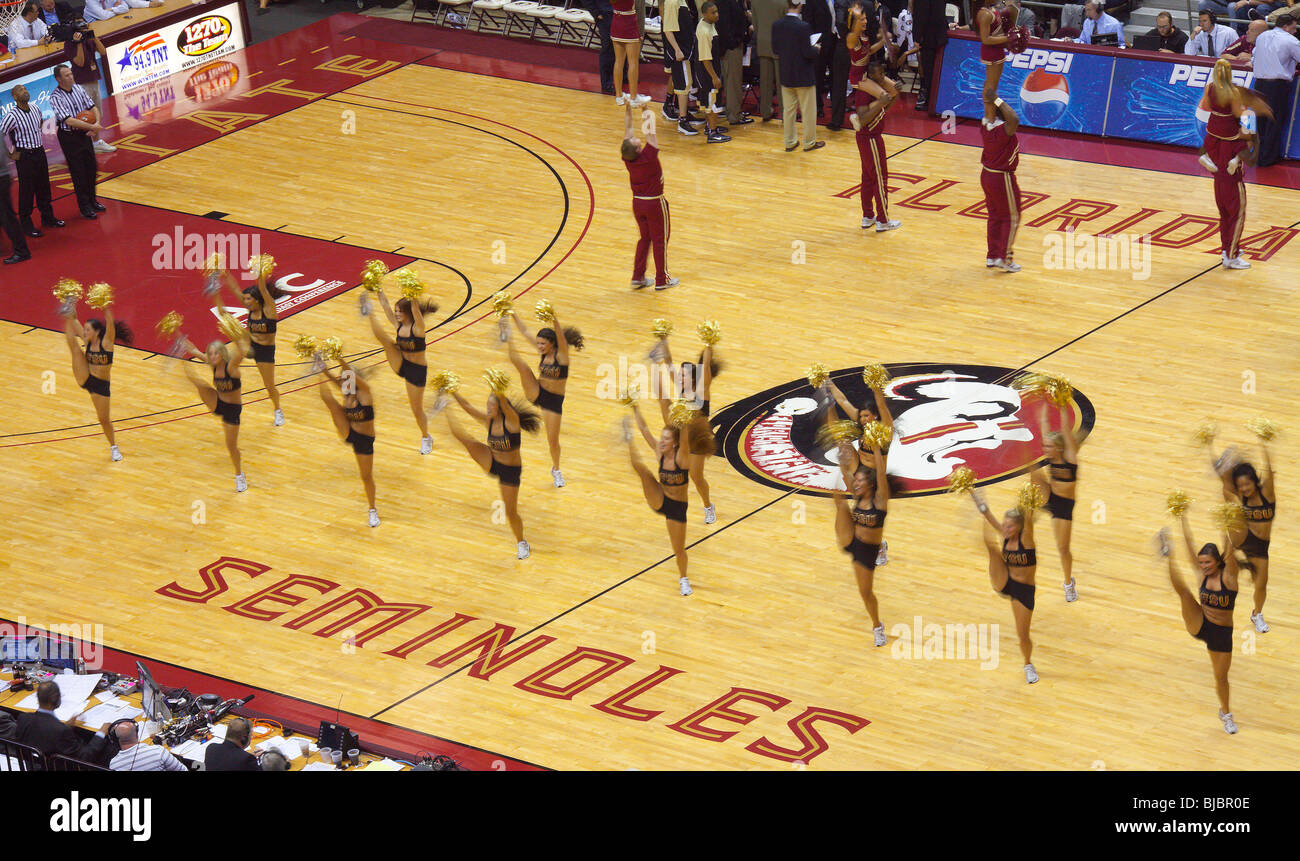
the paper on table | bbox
[252,725,270,735]
[300,761,338,771]
[94,692,128,707]
[53,673,102,706]
[13,693,89,722]
[209,724,227,741]
[361,758,401,772]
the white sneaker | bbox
[872,624,886,647]
[94,140,117,153]
[987,257,1000,268]
[633,93,651,106]
[615,94,627,106]
[420,435,433,455]
[517,540,530,560]
[358,293,372,317]
[368,509,380,528]
[1064,578,1078,603]
[1024,663,1039,684]
[861,216,872,229]
[273,408,284,427]
[1156,527,1172,557]
[1227,155,1241,175]
[704,505,716,524]
[997,259,1022,273]
[875,219,901,232]
[1220,710,1238,734]
[110,444,122,462]
[679,576,693,596]
[1223,255,1251,270]
[631,277,653,289]
[655,277,680,291]
[235,473,248,492]
[1251,612,1269,633]
[1198,152,1218,173]
[875,540,888,567]
[621,417,635,442]
[552,468,565,488]
[850,113,862,131]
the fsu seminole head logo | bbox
[712,363,1095,497]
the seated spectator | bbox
[1075,0,1126,45]
[258,750,290,771]
[1186,10,1238,55]
[1005,0,1038,34]
[0,709,15,740]
[1145,11,1190,52]
[1267,0,1299,23]
[7,2,50,50]
[204,717,260,771]
[1231,1,1280,32]
[12,682,112,766]
[110,721,189,771]
[80,0,130,22]
[37,0,76,27]
[1222,18,1268,58]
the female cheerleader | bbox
[653,333,718,524]
[831,443,890,646]
[1029,399,1084,602]
[1214,445,1274,633]
[975,0,1010,122]
[1157,515,1243,733]
[1196,59,1273,271]
[317,354,380,527]
[851,58,901,232]
[506,308,584,488]
[219,265,286,426]
[366,288,436,454]
[60,295,133,462]
[176,329,248,492]
[968,486,1039,684]
[610,0,648,106]
[826,375,893,564]
[624,403,693,596]
[444,377,540,559]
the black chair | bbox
[48,753,111,772]
[0,737,48,772]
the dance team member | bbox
[851,57,901,232]
[1029,398,1084,602]
[831,440,890,646]
[1211,426,1276,633]
[966,482,1040,684]
[218,257,286,426]
[365,278,437,454]
[506,300,585,488]
[981,96,1022,272]
[175,324,248,493]
[624,400,693,596]
[610,0,648,105]
[314,345,380,527]
[57,282,132,462]
[653,324,720,524]
[622,102,679,290]
[826,368,893,564]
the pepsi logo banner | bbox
[1105,57,1254,148]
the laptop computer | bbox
[1092,32,1120,47]
[1132,34,1163,51]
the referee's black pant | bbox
[57,129,98,213]
[0,175,31,257]
[1253,78,1290,168]
[14,147,57,226]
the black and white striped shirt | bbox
[49,84,96,133]
[0,103,45,150]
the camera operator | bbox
[62,19,115,153]
[6,2,50,49]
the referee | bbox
[1,159,32,264]
[50,64,105,220]
[1,85,65,238]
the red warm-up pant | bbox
[632,195,671,285]
[857,131,889,222]
[981,168,1020,261]
[1205,135,1248,258]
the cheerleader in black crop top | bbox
[832,441,891,646]
[317,354,380,527]
[1217,445,1276,634]
[506,305,585,488]
[826,372,895,566]
[177,331,249,493]
[220,264,286,426]
[60,298,133,462]
[1159,513,1244,734]
[367,286,437,454]
[445,379,541,560]
[967,485,1040,684]
[625,402,694,596]
[1028,399,1086,603]
[653,332,721,526]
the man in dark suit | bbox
[773,0,825,150]
[805,0,852,128]
[37,0,77,27]
[204,717,261,771]
[12,682,112,766]
[583,0,617,94]
[910,0,949,110]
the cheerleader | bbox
[316,354,380,527]
[967,486,1039,684]
[1029,399,1084,602]
[847,3,888,121]
[610,0,648,106]
[366,288,436,454]
[850,58,900,232]
[219,265,286,425]
[624,403,693,596]
[444,375,539,559]
[826,374,893,564]
[176,330,247,492]
[974,0,1010,123]
[1157,516,1243,734]
[505,306,584,487]
[653,332,719,524]
[831,442,890,645]
[1214,441,1275,633]
[59,291,133,462]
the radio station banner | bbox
[105,1,247,94]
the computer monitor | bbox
[0,634,81,671]
[1092,32,1119,47]
[1132,34,1162,51]
[136,661,172,723]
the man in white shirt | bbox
[81,0,130,23]
[1075,1,1126,47]
[6,2,50,49]
[1186,10,1238,55]
[1252,14,1300,164]
[109,722,190,771]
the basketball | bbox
[75,109,97,124]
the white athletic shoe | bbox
[1227,155,1241,175]
[94,139,117,153]
[997,259,1022,273]
[358,293,372,317]
[368,509,380,528]
[1223,255,1251,270]
[655,277,680,291]
[429,394,450,417]
[109,444,122,462]
[1220,710,1238,734]
[633,93,651,106]
[235,473,248,493]
[1251,612,1269,633]
[1156,527,1172,558]
[850,113,862,131]
[273,408,285,427]
[1198,152,1218,173]
[1064,578,1078,603]
[420,435,433,455]
[622,417,634,442]
[679,576,693,596]
[552,468,565,488]
[861,216,872,229]
[875,540,888,567]
[517,540,530,560]
[703,505,716,524]
[631,277,653,289]
[873,624,886,647]
[987,257,1000,268]
[1024,663,1039,684]
[615,94,627,106]
[875,219,901,232]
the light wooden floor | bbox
[3,63,1298,770]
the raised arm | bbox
[698,344,712,399]
[103,307,116,350]
[452,391,489,425]
[510,312,534,343]
[376,290,398,328]
[826,380,860,421]
[1059,404,1079,461]
[869,442,888,506]
[996,98,1019,135]
[869,382,892,432]
[624,101,636,141]
[254,269,276,318]
[630,402,658,450]
[1259,442,1274,496]
[969,488,1001,530]
[553,314,571,365]
[1179,514,1198,565]
[338,358,371,397]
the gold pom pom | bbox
[1166,489,1192,518]
[247,254,276,278]
[429,370,460,394]
[1211,501,1245,531]
[1246,417,1278,442]
[53,278,84,303]
[1017,481,1045,517]
[1013,371,1072,406]
[861,363,891,390]
[216,310,246,342]
[807,363,829,389]
[650,318,673,339]
[483,367,510,395]
[491,291,513,319]
[85,283,114,310]
[396,269,425,300]
[293,335,319,359]
[534,299,556,323]
[360,260,389,293]
[1193,421,1219,446]
[697,320,721,346]
[861,420,893,451]
[618,385,640,406]
[156,311,184,337]
[816,419,864,448]
[319,337,344,363]
[669,398,698,428]
[203,253,224,276]
[947,466,976,494]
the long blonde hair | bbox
[1210,59,1242,116]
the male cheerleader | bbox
[981,96,1021,272]
[622,103,679,290]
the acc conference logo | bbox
[177,15,233,58]
[711,363,1095,497]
